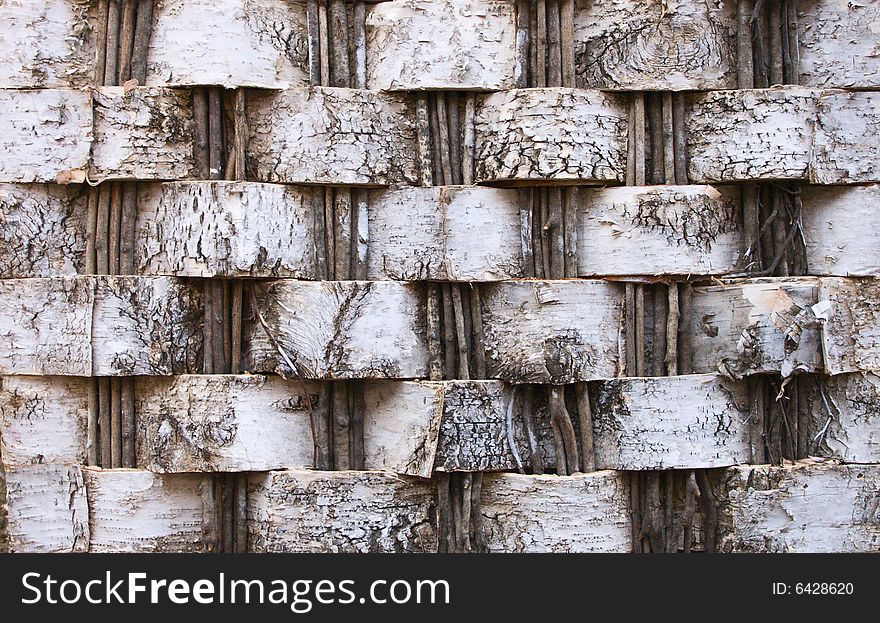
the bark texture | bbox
[365,0,517,91]
[818,277,880,375]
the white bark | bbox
[136,375,320,473]
[474,88,628,185]
[246,88,419,186]
[365,0,517,91]
[592,374,751,470]
[480,471,631,553]
[808,373,880,464]
[362,380,444,478]
[0,276,203,376]
[3,464,89,553]
[0,376,88,467]
[686,88,818,183]
[577,185,742,277]
[137,182,318,278]
[146,0,310,88]
[480,280,624,383]
[243,280,428,379]
[0,0,95,88]
[818,277,880,375]
[798,0,880,88]
[0,183,88,278]
[687,278,823,379]
[91,87,195,181]
[811,91,880,185]
[0,89,91,184]
[247,469,437,553]
[802,185,880,277]
[366,186,522,281]
[573,0,737,90]
[717,461,880,553]
[83,468,210,553]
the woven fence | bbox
[1,0,879,554]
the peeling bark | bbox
[246,87,418,186]
[577,185,742,277]
[592,374,751,470]
[3,464,89,553]
[0,89,91,184]
[242,280,428,379]
[91,87,195,181]
[819,277,880,375]
[146,0,309,88]
[365,0,517,91]
[247,469,437,553]
[481,280,624,383]
[480,471,631,553]
[573,0,737,91]
[687,278,822,378]
[715,461,880,553]
[474,88,628,185]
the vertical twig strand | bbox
[771,190,790,276]
[539,190,551,277]
[86,187,99,274]
[427,284,444,381]
[312,188,329,280]
[663,472,674,551]
[469,284,487,379]
[130,0,154,85]
[234,474,248,553]
[231,281,243,373]
[625,283,636,377]
[549,387,580,474]
[222,281,231,370]
[318,0,331,86]
[550,417,567,476]
[643,473,663,552]
[351,1,367,89]
[531,190,543,277]
[353,190,368,280]
[753,0,770,88]
[192,89,210,179]
[110,378,122,467]
[741,184,761,272]
[119,184,136,275]
[535,0,547,87]
[349,384,366,470]
[458,473,473,552]
[333,188,352,280]
[104,0,120,86]
[678,282,693,374]
[117,0,137,84]
[575,383,595,472]
[737,0,755,88]
[306,0,322,86]
[633,93,646,185]
[548,187,564,279]
[646,93,664,185]
[415,95,434,187]
[451,285,470,380]
[758,187,776,271]
[108,183,122,275]
[768,2,783,85]
[515,0,531,87]
[436,473,453,553]
[521,386,543,475]
[328,0,350,88]
[314,385,332,470]
[222,474,234,553]
[635,284,646,376]
[546,0,562,87]
[796,375,810,459]
[563,187,577,277]
[449,475,463,551]
[517,198,533,275]
[333,383,351,471]
[200,480,219,552]
[462,95,476,185]
[212,477,224,551]
[232,89,247,180]
[652,285,667,376]
[670,471,697,553]
[630,472,642,552]
[470,472,485,553]
[208,88,224,180]
[202,282,214,374]
[323,189,336,279]
[672,93,688,185]
[99,378,112,467]
[447,94,463,186]
[785,0,800,85]
[435,93,454,186]
[666,283,679,376]
[95,1,110,86]
[120,378,135,468]
[661,93,675,184]
[211,280,227,373]
[87,380,99,466]
[441,284,456,378]
[560,0,575,87]
[695,470,717,553]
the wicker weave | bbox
[1,0,880,554]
